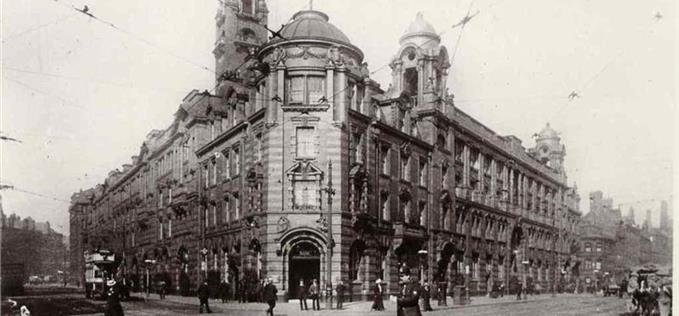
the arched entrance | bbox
[288,242,320,299]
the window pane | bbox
[296,127,315,158]
[290,77,305,103]
[308,76,325,102]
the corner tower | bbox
[214,0,269,81]
[532,123,566,179]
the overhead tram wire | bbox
[2,76,88,110]
[1,66,188,95]
[1,12,79,43]
[2,186,72,204]
[548,50,626,121]
[48,0,217,75]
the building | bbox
[1,210,68,284]
[578,192,672,289]
[69,1,581,299]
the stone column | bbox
[326,66,335,119]
[336,66,347,122]
[266,69,278,123]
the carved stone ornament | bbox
[316,216,329,232]
[327,46,343,66]
[270,46,287,66]
[277,216,290,233]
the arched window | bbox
[584,242,591,252]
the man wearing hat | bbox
[105,279,124,316]
[421,282,433,312]
[263,278,278,316]
[397,274,422,316]
[198,279,212,313]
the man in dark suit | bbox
[336,280,345,309]
[198,280,211,313]
[397,275,422,316]
[298,279,308,310]
[263,278,278,316]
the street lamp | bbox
[200,248,209,279]
[320,160,336,309]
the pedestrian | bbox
[516,282,522,300]
[105,279,124,316]
[499,282,505,297]
[421,283,433,312]
[298,279,308,310]
[309,279,320,310]
[220,280,229,303]
[158,280,166,299]
[263,278,278,316]
[198,279,212,314]
[397,274,421,316]
[336,280,345,309]
[372,278,385,311]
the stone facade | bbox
[69,1,581,299]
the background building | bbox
[578,192,672,290]
[69,0,581,299]
[1,210,68,291]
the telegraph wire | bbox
[0,185,71,204]
[48,0,217,75]
[1,12,78,43]
[1,66,187,94]
[2,76,88,110]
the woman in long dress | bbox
[371,279,385,311]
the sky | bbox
[1,0,677,235]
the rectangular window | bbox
[290,76,305,103]
[168,219,172,237]
[419,201,426,226]
[159,221,164,240]
[224,197,231,223]
[296,127,316,158]
[419,158,428,186]
[294,180,318,209]
[596,243,602,252]
[381,145,390,175]
[241,0,254,15]
[401,154,410,181]
[233,146,241,176]
[381,192,390,221]
[213,205,217,227]
[255,133,262,161]
[308,76,325,103]
[234,194,240,220]
[210,122,215,140]
[204,165,209,188]
[224,150,231,179]
[212,160,217,185]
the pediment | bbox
[286,161,323,178]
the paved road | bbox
[75,293,628,316]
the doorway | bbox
[288,242,320,299]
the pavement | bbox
[110,291,627,315]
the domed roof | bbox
[400,12,440,45]
[274,10,352,45]
[538,123,559,139]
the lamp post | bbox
[144,259,156,299]
[418,250,428,285]
[200,248,209,279]
[321,160,335,309]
